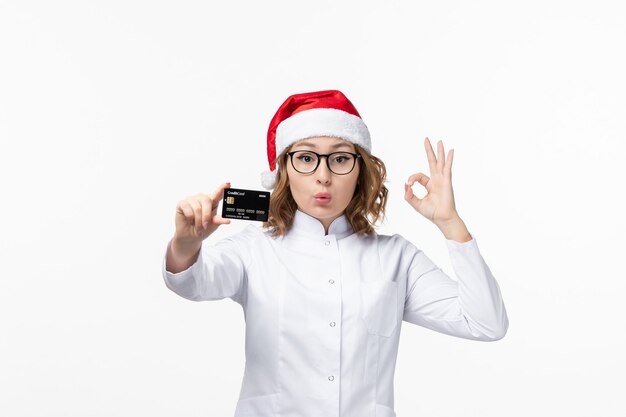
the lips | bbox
[314,192,332,204]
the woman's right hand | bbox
[174,182,232,243]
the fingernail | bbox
[203,222,208,229]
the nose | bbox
[315,156,332,185]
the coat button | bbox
[324,240,330,246]
[328,375,335,381]
[328,279,335,284]
[330,321,336,327]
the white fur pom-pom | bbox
[261,170,277,190]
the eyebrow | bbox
[292,141,354,150]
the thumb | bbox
[212,216,231,225]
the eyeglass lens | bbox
[291,151,356,174]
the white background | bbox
[1,1,625,416]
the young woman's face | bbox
[286,136,360,231]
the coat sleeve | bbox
[402,233,509,341]
[161,230,250,305]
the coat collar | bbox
[287,209,354,240]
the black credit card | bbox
[221,187,270,222]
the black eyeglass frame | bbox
[286,150,362,175]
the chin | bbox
[313,206,345,220]
[301,205,339,218]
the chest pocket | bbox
[360,280,399,337]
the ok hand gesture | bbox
[404,137,460,227]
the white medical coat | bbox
[162,209,509,417]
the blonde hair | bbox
[262,144,388,237]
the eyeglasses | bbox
[286,150,361,175]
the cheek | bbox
[285,170,302,195]
[350,168,361,189]
[340,176,359,200]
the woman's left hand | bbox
[404,137,460,226]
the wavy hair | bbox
[262,143,388,237]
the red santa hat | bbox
[261,89,372,190]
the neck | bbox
[318,214,342,235]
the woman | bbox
[163,90,509,417]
